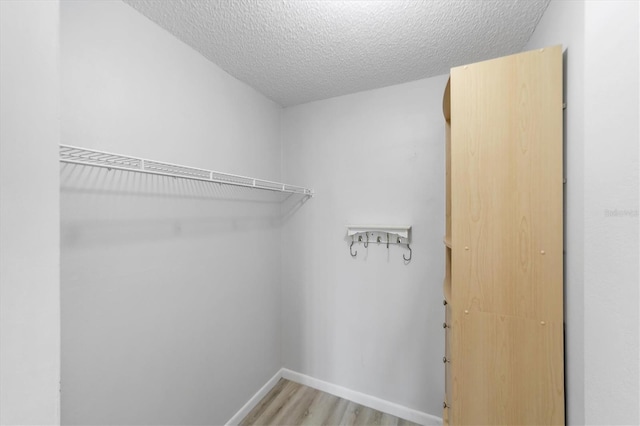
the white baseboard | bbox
[226,367,442,425]
[226,368,285,426]
[281,369,442,426]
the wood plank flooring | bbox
[239,379,421,426]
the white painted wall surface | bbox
[60,1,286,424]
[583,1,639,424]
[524,1,585,424]
[281,76,448,417]
[0,1,61,424]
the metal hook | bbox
[364,233,369,248]
[350,240,357,257]
[403,244,412,262]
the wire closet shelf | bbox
[59,144,314,196]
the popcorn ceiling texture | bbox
[123,0,550,106]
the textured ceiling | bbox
[123,0,550,107]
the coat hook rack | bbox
[346,225,412,262]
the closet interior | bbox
[6,1,640,426]
[54,2,563,426]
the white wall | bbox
[524,1,585,424]
[527,1,640,424]
[583,1,639,424]
[0,1,61,425]
[281,76,448,417]
[60,1,287,424]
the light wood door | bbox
[449,46,564,425]
[452,312,564,425]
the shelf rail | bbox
[59,144,313,196]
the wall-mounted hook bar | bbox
[345,226,412,262]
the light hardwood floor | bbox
[239,379,421,426]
